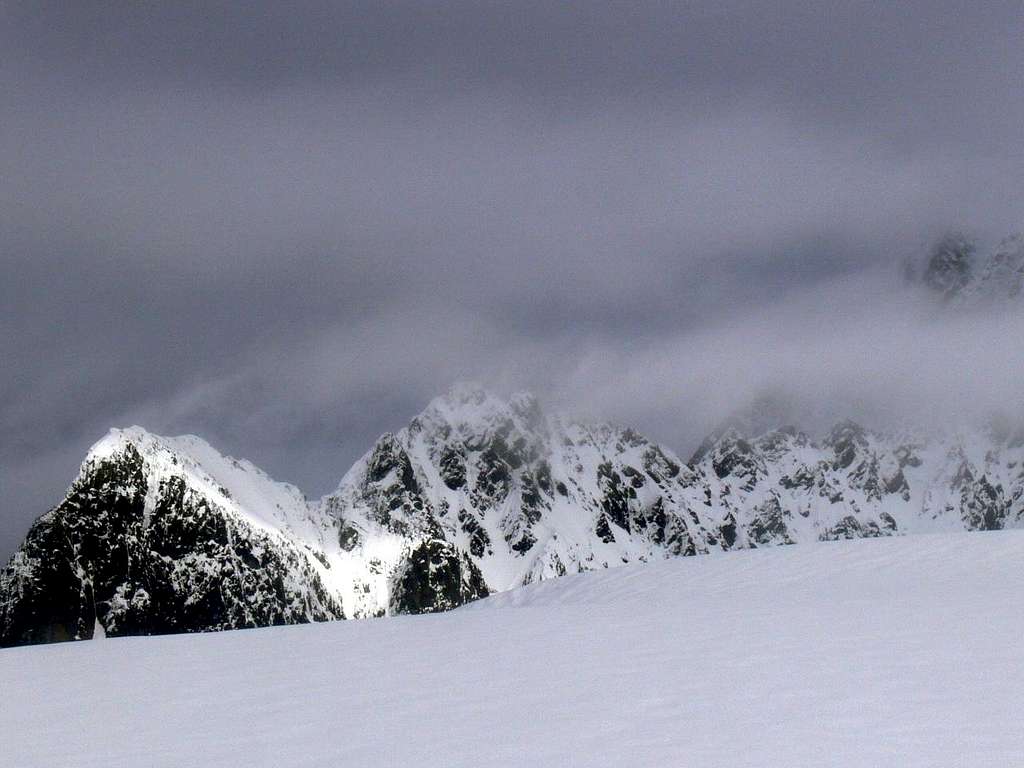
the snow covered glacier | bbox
[4,531,1024,767]
[3,382,1024,647]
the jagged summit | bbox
[4,384,1024,647]
[409,384,548,447]
[0,427,341,647]
[689,391,804,464]
[922,231,975,300]
[84,425,316,539]
[421,381,508,421]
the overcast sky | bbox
[3,1,1024,559]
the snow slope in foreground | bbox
[2,532,1023,767]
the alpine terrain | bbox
[3,378,1024,646]
[3,229,1023,647]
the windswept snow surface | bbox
[3,532,1023,767]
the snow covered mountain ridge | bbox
[4,382,1024,648]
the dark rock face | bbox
[884,467,911,500]
[338,522,361,551]
[827,421,869,470]
[458,509,492,558]
[642,446,680,483]
[362,434,429,532]
[0,446,341,648]
[923,232,975,300]
[711,433,763,492]
[960,476,1008,531]
[746,496,793,546]
[389,539,489,615]
[439,447,467,490]
[820,515,889,541]
[719,513,738,548]
[597,462,635,533]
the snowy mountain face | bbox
[4,384,1024,647]
[922,231,1024,305]
[0,430,341,647]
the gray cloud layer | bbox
[3,1,1024,558]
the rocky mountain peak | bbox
[922,232,975,300]
[918,229,1024,305]
[414,383,549,444]
[689,391,800,464]
[824,419,870,469]
[1,426,340,648]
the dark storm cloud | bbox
[3,0,1024,558]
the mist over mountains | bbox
[5,230,1024,565]
[5,1,1024,569]
[5,296,1024,646]
[9,223,1024,645]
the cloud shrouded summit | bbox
[3,0,1024,559]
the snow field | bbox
[2,531,1023,767]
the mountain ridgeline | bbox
[3,383,1024,647]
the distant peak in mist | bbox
[917,229,1024,305]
